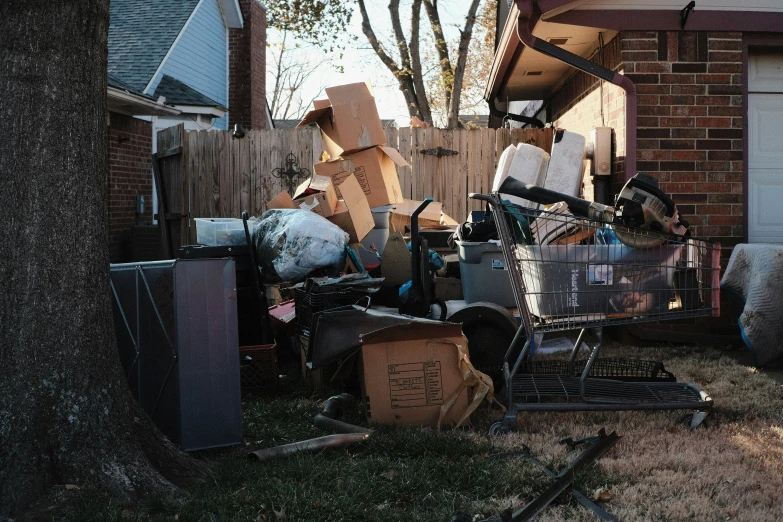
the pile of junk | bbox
[108,82,722,464]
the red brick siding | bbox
[550,31,743,249]
[107,112,153,262]
[550,35,627,201]
[229,0,267,130]
[623,31,743,248]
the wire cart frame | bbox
[469,192,720,433]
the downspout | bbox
[514,0,637,181]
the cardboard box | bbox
[298,82,386,159]
[359,322,470,427]
[292,175,338,217]
[314,146,406,208]
[326,174,374,243]
[267,191,295,210]
[389,199,442,233]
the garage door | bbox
[748,53,783,243]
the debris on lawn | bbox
[248,433,370,462]
[461,429,621,522]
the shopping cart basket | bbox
[469,190,720,434]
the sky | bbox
[266,0,487,126]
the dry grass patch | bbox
[482,343,783,522]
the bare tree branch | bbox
[409,0,432,125]
[423,0,453,111]
[358,0,420,120]
[447,0,481,128]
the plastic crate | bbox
[239,344,278,394]
[456,241,516,307]
[294,287,370,336]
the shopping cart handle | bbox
[469,193,494,204]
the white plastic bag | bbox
[253,209,349,281]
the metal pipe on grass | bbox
[248,433,369,462]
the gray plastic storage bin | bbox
[456,241,517,307]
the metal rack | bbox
[469,192,719,433]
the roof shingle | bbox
[108,0,200,92]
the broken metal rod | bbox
[248,433,369,462]
[510,429,620,521]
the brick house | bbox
[487,0,783,251]
[486,0,783,338]
[106,75,180,262]
[106,0,270,262]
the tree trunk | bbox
[0,1,201,516]
[446,0,482,129]
[423,0,454,113]
[409,0,433,126]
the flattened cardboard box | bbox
[314,146,406,208]
[390,199,442,233]
[326,174,374,243]
[359,322,470,427]
[297,82,386,159]
[292,175,338,217]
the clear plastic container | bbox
[195,218,246,246]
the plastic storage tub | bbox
[195,218,246,246]
[456,240,516,307]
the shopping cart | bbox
[468,190,720,434]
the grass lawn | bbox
[64,342,783,522]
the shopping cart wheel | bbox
[489,421,513,436]
[679,411,709,429]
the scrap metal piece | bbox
[519,443,618,522]
[248,433,369,462]
[511,429,620,521]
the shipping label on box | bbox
[326,174,374,243]
[292,175,338,217]
[359,322,470,427]
[298,82,386,158]
[314,146,406,208]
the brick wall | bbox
[229,0,267,130]
[550,30,743,250]
[107,112,153,262]
[624,31,743,250]
[551,35,626,201]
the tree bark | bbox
[0,1,202,516]
[423,0,454,112]
[408,0,433,126]
[446,0,482,129]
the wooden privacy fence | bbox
[156,124,555,248]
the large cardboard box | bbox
[327,174,374,243]
[298,82,386,159]
[292,175,338,217]
[313,147,408,208]
[359,322,470,427]
[314,146,406,208]
[267,191,295,210]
